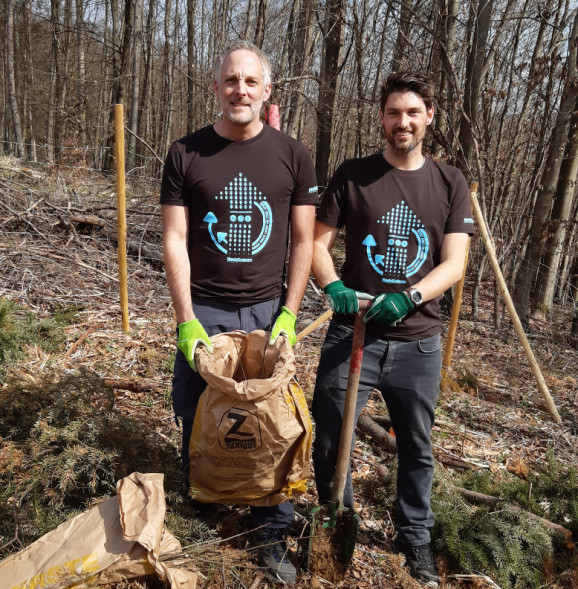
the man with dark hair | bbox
[311,71,474,586]
[161,40,318,585]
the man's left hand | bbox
[269,306,297,346]
[363,292,414,326]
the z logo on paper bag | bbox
[218,407,262,451]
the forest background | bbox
[2,0,578,330]
[1,0,578,587]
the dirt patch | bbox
[307,505,358,583]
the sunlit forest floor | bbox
[1,158,576,588]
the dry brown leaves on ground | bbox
[1,159,576,588]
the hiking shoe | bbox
[393,540,440,586]
[252,527,297,585]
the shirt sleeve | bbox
[444,168,475,235]
[290,143,319,206]
[160,141,187,206]
[316,161,349,228]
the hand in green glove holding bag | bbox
[269,306,297,346]
[177,319,213,371]
[363,292,414,326]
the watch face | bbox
[410,289,423,304]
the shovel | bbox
[308,301,369,582]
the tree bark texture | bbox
[315,0,344,190]
[535,98,578,318]
[5,0,26,158]
[514,11,578,325]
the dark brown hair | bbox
[380,72,435,111]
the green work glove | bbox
[363,292,414,327]
[177,319,213,372]
[269,306,297,346]
[324,280,360,314]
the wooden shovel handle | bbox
[295,308,333,343]
[332,301,369,505]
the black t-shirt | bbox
[160,125,318,302]
[317,154,474,340]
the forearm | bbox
[312,241,340,289]
[284,205,315,314]
[409,233,469,302]
[163,239,195,324]
[312,221,341,289]
[410,262,463,302]
[284,239,313,315]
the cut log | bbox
[357,413,397,453]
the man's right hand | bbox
[177,319,213,371]
[324,280,369,314]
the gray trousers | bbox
[172,296,294,528]
[312,320,442,546]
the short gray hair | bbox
[214,40,272,88]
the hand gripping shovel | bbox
[308,301,369,582]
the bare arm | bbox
[283,205,316,315]
[162,204,195,324]
[311,220,341,289]
[410,233,470,302]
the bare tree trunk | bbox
[557,203,577,304]
[243,0,254,39]
[514,11,578,325]
[23,0,36,160]
[6,0,25,158]
[391,0,412,72]
[363,2,394,149]
[215,0,229,55]
[47,0,61,163]
[186,0,196,134]
[76,0,87,156]
[105,0,134,171]
[315,0,344,189]
[102,0,121,170]
[457,0,494,178]
[128,0,143,170]
[58,0,72,147]
[493,3,550,223]
[534,99,578,318]
[283,0,315,140]
[432,0,458,159]
[253,0,267,49]
[114,0,135,105]
[160,0,177,156]
[571,257,578,346]
[352,0,365,157]
[138,0,157,144]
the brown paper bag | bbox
[0,472,197,589]
[191,330,312,506]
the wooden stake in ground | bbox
[443,182,475,368]
[470,192,562,424]
[114,104,129,333]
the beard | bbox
[224,99,263,124]
[386,127,425,153]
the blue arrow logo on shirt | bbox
[204,212,228,253]
[363,234,383,275]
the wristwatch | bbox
[407,287,423,306]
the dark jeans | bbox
[312,320,442,546]
[173,296,294,529]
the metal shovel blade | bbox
[308,504,361,581]
[308,303,368,581]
